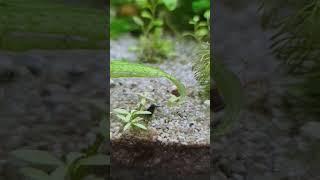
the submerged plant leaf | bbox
[162,0,178,11]
[20,167,50,180]
[111,60,186,99]
[213,59,244,138]
[50,165,67,180]
[11,150,63,166]
[133,123,148,130]
[78,154,110,166]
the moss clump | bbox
[192,42,210,99]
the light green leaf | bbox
[131,117,143,123]
[78,154,110,166]
[113,108,129,115]
[133,16,144,26]
[196,28,208,37]
[135,111,152,115]
[49,165,67,180]
[20,167,50,180]
[141,11,152,19]
[193,15,200,22]
[162,0,178,11]
[135,0,148,8]
[204,10,210,20]
[198,22,208,27]
[123,123,131,131]
[116,114,129,122]
[153,19,164,26]
[133,123,148,130]
[189,20,195,24]
[11,150,63,166]
[125,113,132,122]
[111,61,186,99]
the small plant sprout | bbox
[168,94,181,106]
[113,108,152,131]
[137,92,155,110]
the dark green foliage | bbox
[212,59,244,138]
[131,0,177,63]
[259,0,320,118]
[110,18,138,39]
[192,0,210,13]
[0,0,107,50]
[193,43,210,98]
[11,115,109,180]
[188,10,210,98]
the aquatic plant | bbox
[111,60,186,99]
[213,59,245,138]
[130,0,177,63]
[183,10,210,43]
[11,117,109,180]
[185,10,210,98]
[136,92,155,110]
[113,108,151,131]
[259,0,320,119]
[193,42,210,98]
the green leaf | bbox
[189,20,195,24]
[192,0,210,12]
[131,117,143,123]
[204,10,210,20]
[78,154,110,166]
[99,117,108,138]
[11,150,63,166]
[162,0,178,11]
[141,11,152,19]
[111,61,186,99]
[123,123,131,131]
[66,152,84,164]
[125,113,132,122]
[49,165,67,180]
[133,16,144,26]
[20,167,50,180]
[196,28,208,37]
[113,108,129,115]
[198,22,208,26]
[135,111,152,115]
[135,0,148,8]
[153,19,164,26]
[133,123,148,130]
[193,15,200,22]
[116,114,129,122]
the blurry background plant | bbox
[129,0,178,63]
[259,0,320,121]
[0,0,107,51]
[183,9,210,99]
[110,0,211,39]
[11,116,109,180]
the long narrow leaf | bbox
[11,150,63,166]
[110,60,186,99]
[20,167,50,180]
[213,59,244,138]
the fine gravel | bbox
[0,50,107,180]
[212,1,320,180]
[110,37,210,146]
[110,36,210,178]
